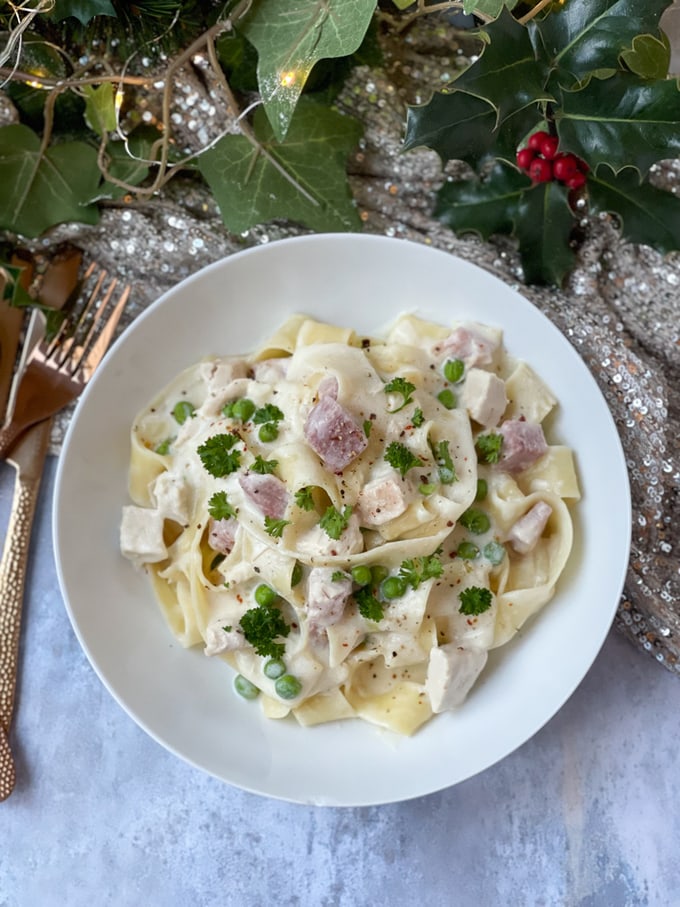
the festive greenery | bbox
[0,0,679,284]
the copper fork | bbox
[0,267,131,800]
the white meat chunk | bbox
[356,467,412,527]
[506,501,553,554]
[432,324,501,367]
[252,358,289,383]
[306,567,352,634]
[208,517,239,555]
[296,514,364,558]
[461,368,508,428]
[425,644,488,712]
[120,505,167,565]
[204,623,246,657]
[200,358,248,393]
[150,471,191,524]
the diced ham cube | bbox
[506,501,553,554]
[208,516,239,555]
[306,567,352,634]
[204,623,246,657]
[303,394,368,472]
[461,368,507,428]
[238,472,289,519]
[498,419,548,474]
[425,644,488,712]
[120,505,167,565]
[356,468,411,526]
[433,325,500,367]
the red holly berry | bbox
[516,147,535,170]
[529,157,553,183]
[553,153,579,182]
[540,134,559,160]
[528,130,550,151]
[566,172,587,190]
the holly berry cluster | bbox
[516,131,589,189]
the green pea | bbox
[258,422,279,443]
[351,565,373,586]
[154,437,172,455]
[275,674,302,700]
[443,358,465,383]
[263,658,286,679]
[419,482,436,495]
[370,565,389,586]
[459,508,491,535]
[254,583,278,607]
[437,389,456,409]
[291,562,303,586]
[483,540,506,566]
[381,576,407,600]
[172,400,195,425]
[475,479,488,501]
[231,398,256,422]
[457,541,480,560]
[234,674,260,700]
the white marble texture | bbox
[1,458,679,907]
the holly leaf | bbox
[0,125,100,238]
[620,33,671,80]
[83,83,117,136]
[196,99,362,233]
[513,181,576,285]
[555,73,680,177]
[50,0,116,23]
[239,0,377,141]
[451,9,552,126]
[531,0,674,86]
[588,165,680,254]
[435,163,530,238]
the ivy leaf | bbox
[50,0,116,23]
[196,99,362,234]
[555,73,680,177]
[588,165,680,254]
[513,181,576,286]
[83,83,117,136]
[238,0,377,141]
[531,0,674,85]
[462,0,518,15]
[96,132,153,200]
[451,9,552,126]
[620,33,671,80]
[435,163,530,239]
[0,125,100,238]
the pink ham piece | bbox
[208,516,239,555]
[498,419,548,474]
[433,326,499,367]
[306,568,352,635]
[238,472,289,519]
[303,394,368,472]
[507,501,553,554]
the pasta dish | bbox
[120,314,579,735]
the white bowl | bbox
[53,234,630,806]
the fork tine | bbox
[78,282,131,379]
[45,262,101,361]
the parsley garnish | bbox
[154,437,173,455]
[250,455,278,475]
[412,408,425,428]
[331,570,348,583]
[384,377,416,412]
[432,439,457,485]
[458,586,493,616]
[208,491,237,520]
[476,432,503,464]
[384,441,421,479]
[253,403,284,425]
[264,516,290,538]
[355,585,384,622]
[319,504,352,540]
[398,554,443,589]
[239,604,290,658]
[198,434,242,477]
[294,486,316,511]
[363,419,372,438]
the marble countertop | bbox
[0,457,678,907]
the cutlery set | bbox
[0,259,131,801]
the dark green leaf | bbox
[196,99,362,233]
[435,163,530,239]
[216,30,260,93]
[620,33,671,80]
[97,132,153,200]
[513,181,576,286]
[555,74,680,176]
[588,165,680,254]
[0,125,100,238]
[463,0,518,15]
[50,0,116,23]
[239,0,377,141]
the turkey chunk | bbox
[461,368,507,428]
[356,467,413,527]
[307,568,352,634]
[425,644,488,712]
[120,506,167,565]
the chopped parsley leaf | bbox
[384,441,421,479]
[294,486,316,511]
[210,553,226,571]
[355,586,384,622]
[398,554,443,589]
[197,434,241,477]
[154,437,173,455]
[264,516,290,538]
[331,570,348,583]
[239,604,290,658]
[363,419,372,438]
[458,586,493,616]
[432,439,457,485]
[476,432,503,464]
[384,377,416,413]
[208,491,237,520]
[319,504,352,540]
[250,455,278,475]
[411,408,425,428]
[221,624,232,632]
[253,403,284,425]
